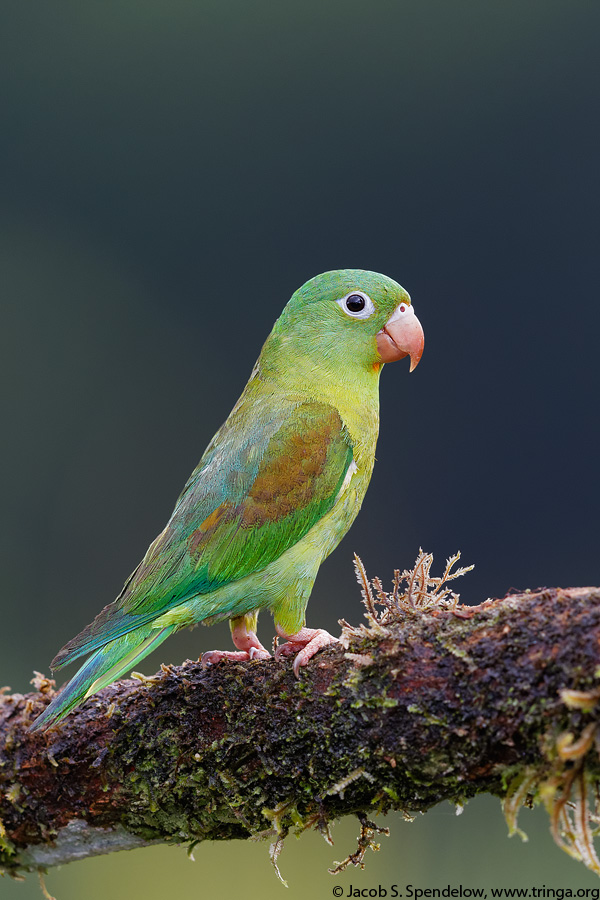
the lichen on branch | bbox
[1,554,600,883]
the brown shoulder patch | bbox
[185,404,349,566]
[240,409,340,528]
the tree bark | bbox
[2,587,600,878]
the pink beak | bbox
[376,303,424,372]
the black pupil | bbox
[346,294,365,312]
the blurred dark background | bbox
[2,1,599,897]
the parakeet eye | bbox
[346,294,365,312]
[337,291,375,319]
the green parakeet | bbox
[30,269,424,731]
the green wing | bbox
[52,398,353,669]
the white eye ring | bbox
[336,290,375,319]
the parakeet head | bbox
[261,269,424,382]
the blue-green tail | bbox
[29,624,175,732]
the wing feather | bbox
[52,398,353,670]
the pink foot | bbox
[201,616,271,667]
[201,646,270,665]
[275,625,339,677]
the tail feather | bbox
[51,603,171,672]
[29,625,175,732]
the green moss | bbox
[352,696,398,709]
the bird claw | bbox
[201,615,272,666]
[273,643,297,660]
[275,627,339,677]
[201,646,271,667]
[202,626,338,673]
[248,646,271,660]
[201,650,246,666]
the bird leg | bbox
[201,612,271,666]
[274,624,339,677]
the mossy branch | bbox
[3,584,600,881]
